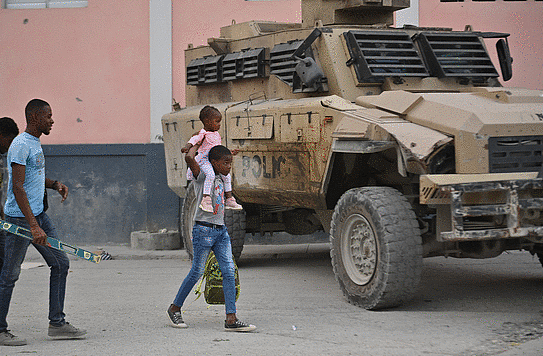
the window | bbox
[3,0,87,9]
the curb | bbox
[22,243,332,262]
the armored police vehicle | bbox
[162,0,543,309]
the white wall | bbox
[150,0,172,142]
[395,0,419,27]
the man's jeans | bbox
[173,223,237,314]
[0,213,70,331]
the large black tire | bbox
[180,183,197,260]
[180,182,246,261]
[330,187,422,310]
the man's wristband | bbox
[52,180,60,190]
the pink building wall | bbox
[419,0,543,90]
[172,0,302,108]
[0,1,151,144]
[1,0,302,144]
[3,0,539,147]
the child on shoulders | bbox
[181,105,242,213]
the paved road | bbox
[3,244,543,355]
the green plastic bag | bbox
[195,252,240,305]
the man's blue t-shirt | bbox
[4,132,45,217]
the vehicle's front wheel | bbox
[330,187,422,310]
[180,182,246,261]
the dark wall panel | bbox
[43,144,179,245]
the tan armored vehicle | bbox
[162,0,543,309]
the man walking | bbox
[0,117,20,277]
[0,99,86,346]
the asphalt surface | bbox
[2,243,542,355]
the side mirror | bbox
[496,39,513,81]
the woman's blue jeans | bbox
[0,213,70,331]
[173,223,237,314]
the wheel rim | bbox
[341,213,378,285]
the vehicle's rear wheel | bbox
[180,183,197,260]
[180,182,246,261]
[330,186,422,310]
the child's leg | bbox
[212,228,237,318]
[199,159,215,196]
[197,158,216,213]
[223,173,232,193]
[212,227,256,331]
[171,225,212,309]
[222,173,242,210]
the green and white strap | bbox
[0,220,101,264]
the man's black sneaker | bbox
[224,319,256,332]
[167,307,188,328]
